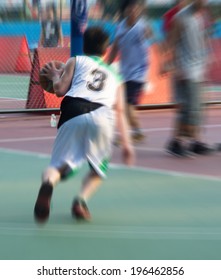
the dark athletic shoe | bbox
[166,139,188,157]
[113,137,121,147]
[113,132,145,146]
[72,198,91,221]
[34,182,53,223]
[132,132,145,143]
[214,143,221,151]
[188,142,214,155]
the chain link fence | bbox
[0,0,221,112]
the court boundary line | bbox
[1,148,221,242]
[1,147,221,182]
[0,222,221,240]
[0,97,27,101]
[1,122,221,143]
[0,136,55,143]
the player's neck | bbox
[89,55,103,61]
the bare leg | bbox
[72,170,103,220]
[79,169,103,201]
[126,104,140,130]
[34,167,61,223]
[126,104,144,141]
[42,167,61,187]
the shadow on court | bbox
[1,149,221,260]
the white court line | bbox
[1,123,221,144]
[0,136,55,143]
[0,223,221,240]
[1,147,221,182]
[0,148,221,239]
[0,147,50,158]
[110,163,221,182]
[0,96,27,101]
[0,99,26,102]
[0,128,171,144]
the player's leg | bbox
[78,167,103,201]
[113,81,144,146]
[125,81,145,142]
[72,107,112,220]
[34,167,61,223]
[166,79,188,157]
[34,116,85,222]
[34,162,80,223]
[72,167,103,220]
[126,104,143,137]
[186,81,213,155]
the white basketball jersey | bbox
[65,56,122,108]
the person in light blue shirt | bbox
[114,17,148,83]
[108,0,151,143]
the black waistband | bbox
[58,96,103,129]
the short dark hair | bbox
[83,27,109,56]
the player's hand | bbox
[41,61,63,80]
[122,145,135,166]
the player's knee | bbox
[58,164,78,180]
[42,167,61,186]
[88,162,107,180]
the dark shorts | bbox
[125,81,144,105]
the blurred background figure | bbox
[23,0,32,20]
[160,0,191,157]
[39,3,63,48]
[31,0,40,19]
[107,0,152,144]
[164,0,214,157]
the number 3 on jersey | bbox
[87,69,107,92]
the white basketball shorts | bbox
[50,106,115,178]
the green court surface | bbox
[0,74,221,103]
[0,75,29,99]
[1,149,221,260]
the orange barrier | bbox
[139,44,171,105]
[26,47,70,109]
[0,36,31,73]
[15,36,32,73]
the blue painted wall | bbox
[0,19,220,50]
[0,21,70,49]
[0,20,118,49]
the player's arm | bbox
[115,84,135,166]
[42,58,76,97]
[53,58,76,96]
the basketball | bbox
[39,61,65,93]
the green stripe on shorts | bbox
[99,158,109,174]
